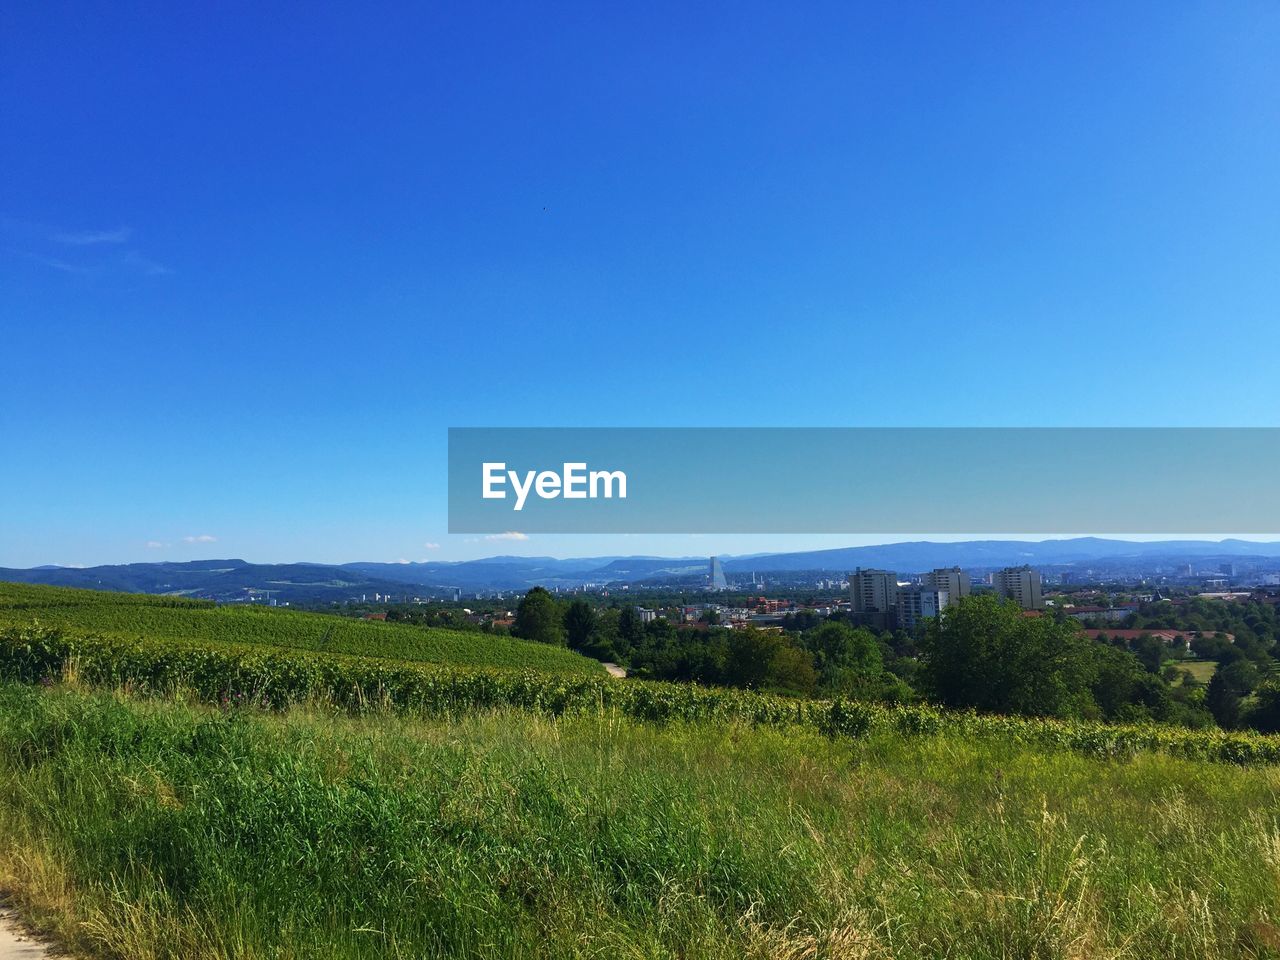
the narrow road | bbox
[602,662,627,678]
[0,909,55,959]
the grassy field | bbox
[0,682,1278,959]
[0,582,603,676]
[1181,659,1220,684]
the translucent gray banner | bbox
[448,427,1280,533]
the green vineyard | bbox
[5,622,1280,766]
[0,582,603,676]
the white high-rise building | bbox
[922,566,970,601]
[896,586,949,631]
[991,565,1044,610]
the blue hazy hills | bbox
[2,538,1279,601]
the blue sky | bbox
[3,1,1279,568]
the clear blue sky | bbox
[3,1,1279,567]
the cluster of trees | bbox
[1178,631,1279,731]
[624,619,915,700]
[381,606,486,632]
[1132,595,1280,647]
[1089,596,1280,730]
[921,596,1211,726]
[512,587,1280,729]
[917,595,1280,729]
[511,587,909,698]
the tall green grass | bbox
[0,582,602,676]
[1,682,1278,959]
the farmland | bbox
[0,582,603,676]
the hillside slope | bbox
[0,583,602,676]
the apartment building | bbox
[847,568,899,629]
[922,566,971,601]
[896,586,949,631]
[991,565,1044,610]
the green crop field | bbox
[0,582,603,676]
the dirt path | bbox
[0,909,56,959]
[602,662,627,678]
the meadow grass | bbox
[1,682,1279,959]
[1180,659,1219,684]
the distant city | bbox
[3,539,1279,626]
[566,558,1272,637]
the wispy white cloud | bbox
[182,534,217,543]
[485,531,529,541]
[423,542,441,550]
[6,249,88,274]
[145,540,167,549]
[2,220,169,278]
[120,249,172,276]
[54,226,132,245]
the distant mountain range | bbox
[725,538,1280,572]
[3,538,1280,602]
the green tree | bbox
[1245,680,1280,734]
[593,608,624,661]
[514,587,564,645]
[1132,635,1167,674]
[724,628,782,689]
[919,595,1096,719]
[1206,659,1259,729]
[767,644,818,695]
[799,621,884,696]
[563,599,596,651]
[1091,643,1147,720]
[617,606,645,652]
[1091,643,1175,723]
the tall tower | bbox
[710,556,728,591]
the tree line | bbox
[510,587,1280,730]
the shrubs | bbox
[4,624,1280,766]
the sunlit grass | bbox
[1,682,1278,959]
[1180,659,1219,684]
